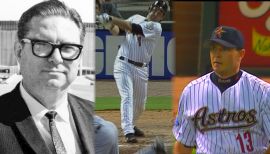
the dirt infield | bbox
[96,110,174,153]
[96,80,173,153]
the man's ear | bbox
[14,41,23,62]
[239,49,245,59]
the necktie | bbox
[45,111,67,154]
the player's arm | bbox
[173,87,196,154]
[263,87,270,154]
[265,146,270,154]
[109,16,131,33]
[96,13,129,35]
[111,25,120,35]
[109,16,144,37]
[173,141,193,154]
[96,13,143,36]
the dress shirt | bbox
[20,82,82,154]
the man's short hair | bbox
[17,0,85,43]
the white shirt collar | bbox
[19,82,70,123]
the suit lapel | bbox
[9,83,52,154]
[68,94,95,154]
[6,84,95,154]
[15,117,52,154]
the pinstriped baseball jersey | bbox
[116,14,162,63]
[173,70,270,154]
[114,14,162,135]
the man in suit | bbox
[0,0,118,154]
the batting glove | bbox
[96,13,112,25]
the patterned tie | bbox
[45,111,67,154]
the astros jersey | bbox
[116,14,162,63]
[173,70,270,154]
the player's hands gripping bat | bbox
[96,13,113,30]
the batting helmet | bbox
[149,0,170,14]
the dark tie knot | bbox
[45,111,57,120]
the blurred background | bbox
[173,1,270,76]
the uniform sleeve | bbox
[127,15,161,39]
[262,87,270,140]
[139,21,162,39]
[126,15,135,22]
[172,87,196,147]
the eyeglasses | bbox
[21,38,83,61]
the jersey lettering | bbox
[145,22,154,31]
[192,106,257,132]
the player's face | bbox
[147,6,165,22]
[15,16,81,93]
[210,43,245,78]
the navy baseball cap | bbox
[210,26,244,49]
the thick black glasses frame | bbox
[21,38,83,61]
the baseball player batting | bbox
[96,0,169,143]
[173,26,270,153]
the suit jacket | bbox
[0,83,95,154]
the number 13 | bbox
[236,131,254,153]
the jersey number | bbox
[236,131,254,153]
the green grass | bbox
[95,96,171,110]
[161,144,196,154]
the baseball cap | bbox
[210,26,244,49]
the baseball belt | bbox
[119,56,147,67]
